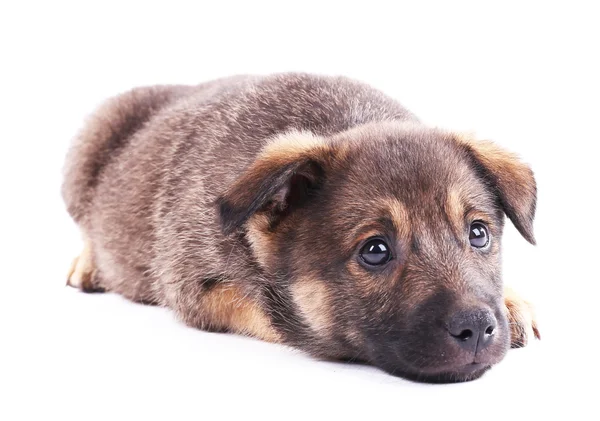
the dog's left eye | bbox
[469,222,490,248]
[359,238,392,266]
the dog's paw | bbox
[504,287,540,348]
[66,242,104,293]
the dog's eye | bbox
[469,222,490,248]
[359,238,392,266]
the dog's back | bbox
[62,73,415,303]
[62,74,414,226]
[61,76,249,226]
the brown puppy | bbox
[63,73,540,383]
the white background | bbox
[1,1,598,420]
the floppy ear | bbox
[217,131,334,235]
[456,135,537,244]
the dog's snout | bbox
[447,308,497,353]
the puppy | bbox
[63,73,540,383]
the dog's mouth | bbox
[455,362,488,374]
[372,348,497,383]
[424,365,492,383]
[392,362,492,384]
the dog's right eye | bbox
[359,238,392,267]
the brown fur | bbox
[455,134,537,244]
[63,73,538,383]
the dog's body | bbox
[63,73,539,382]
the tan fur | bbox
[382,198,411,239]
[291,277,332,337]
[459,138,532,193]
[200,284,280,343]
[246,214,276,270]
[341,199,410,256]
[66,239,96,292]
[446,187,466,239]
[260,130,328,162]
[504,286,541,347]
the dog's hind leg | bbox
[66,237,105,293]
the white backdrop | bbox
[1,1,598,420]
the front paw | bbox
[504,287,541,348]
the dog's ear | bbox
[217,131,336,235]
[456,135,537,244]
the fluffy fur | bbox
[63,73,539,382]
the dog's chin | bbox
[406,363,492,383]
[381,362,492,383]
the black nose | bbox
[447,308,497,353]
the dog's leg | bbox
[66,239,105,293]
[173,282,281,343]
[504,286,540,348]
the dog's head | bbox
[218,122,536,382]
